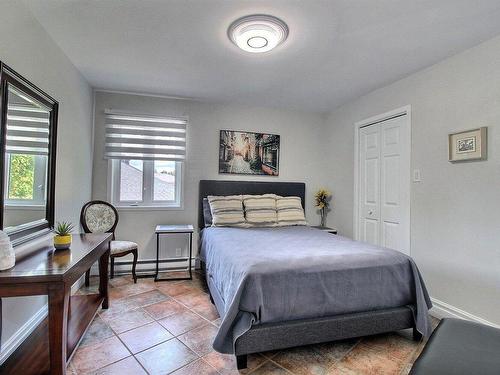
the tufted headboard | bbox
[198,180,305,229]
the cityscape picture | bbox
[219,130,280,176]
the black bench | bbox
[410,318,500,375]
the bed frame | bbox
[198,179,420,369]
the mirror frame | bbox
[0,61,58,245]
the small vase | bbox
[54,234,72,250]
[320,208,327,227]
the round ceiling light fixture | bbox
[228,14,289,53]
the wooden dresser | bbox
[0,233,112,375]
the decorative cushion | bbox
[207,195,246,227]
[84,204,116,233]
[243,194,278,226]
[203,198,213,227]
[276,196,307,226]
[110,240,137,255]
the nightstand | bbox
[155,225,194,281]
[311,226,338,235]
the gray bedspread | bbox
[200,226,432,354]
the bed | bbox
[198,180,432,369]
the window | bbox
[5,153,47,206]
[105,111,186,208]
[4,94,50,208]
[111,159,182,207]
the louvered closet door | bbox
[358,114,410,255]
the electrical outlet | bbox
[175,248,182,256]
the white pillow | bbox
[207,195,246,227]
[243,194,278,227]
[276,196,307,226]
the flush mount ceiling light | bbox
[228,14,289,53]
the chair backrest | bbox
[80,200,118,237]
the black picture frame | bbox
[218,130,280,176]
[0,61,58,245]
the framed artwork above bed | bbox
[219,130,280,176]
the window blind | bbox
[104,111,187,161]
[6,104,50,156]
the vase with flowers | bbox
[315,189,332,227]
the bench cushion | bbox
[410,318,500,375]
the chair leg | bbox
[132,249,138,284]
[85,270,90,287]
[110,257,115,279]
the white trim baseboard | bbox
[430,297,500,329]
[0,304,48,365]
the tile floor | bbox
[69,271,438,375]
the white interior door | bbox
[359,124,381,246]
[357,113,410,255]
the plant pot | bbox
[54,234,72,250]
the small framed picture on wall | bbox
[448,127,487,162]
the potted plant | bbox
[53,221,74,250]
[314,189,332,227]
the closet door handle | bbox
[368,210,373,215]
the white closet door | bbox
[380,116,410,255]
[358,114,410,255]
[359,124,381,246]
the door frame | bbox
[353,105,412,253]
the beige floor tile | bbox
[91,356,147,374]
[135,338,198,375]
[143,299,187,320]
[103,308,154,334]
[178,323,218,356]
[158,309,208,336]
[71,336,130,374]
[169,359,219,375]
[118,321,173,354]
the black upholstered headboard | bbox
[198,180,306,229]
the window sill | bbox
[114,205,184,212]
[5,204,45,210]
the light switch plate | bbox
[413,169,421,182]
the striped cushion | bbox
[276,196,307,226]
[207,195,246,227]
[243,194,278,226]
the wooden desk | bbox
[0,233,112,375]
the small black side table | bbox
[155,225,194,281]
[311,226,338,235]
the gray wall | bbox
[0,1,93,359]
[92,91,327,266]
[324,35,500,325]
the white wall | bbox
[92,91,327,268]
[325,35,500,325]
[0,1,93,360]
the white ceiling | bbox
[25,0,500,113]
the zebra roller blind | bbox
[6,88,51,156]
[104,111,187,161]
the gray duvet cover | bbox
[200,226,432,354]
